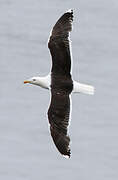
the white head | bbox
[24,75,50,89]
[24,77,41,86]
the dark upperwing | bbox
[48,91,71,157]
[47,10,74,157]
[48,10,73,77]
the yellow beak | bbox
[24,80,30,84]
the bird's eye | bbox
[33,79,36,81]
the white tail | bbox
[73,81,95,95]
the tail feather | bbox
[73,81,95,95]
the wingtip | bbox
[66,9,73,22]
[66,9,73,14]
[62,146,71,158]
[49,126,71,158]
[63,154,71,159]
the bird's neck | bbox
[35,75,51,89]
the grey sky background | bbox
[0,0,118,179]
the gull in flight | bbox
[24,9,94,158]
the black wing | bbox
[48,91,71,157]
[48,10,73,76]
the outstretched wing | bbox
[48,9,73,76]
[48,91,71,158]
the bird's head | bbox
[24,77,40,86]
[24,75,50,89]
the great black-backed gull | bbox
[24,9,94,158]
